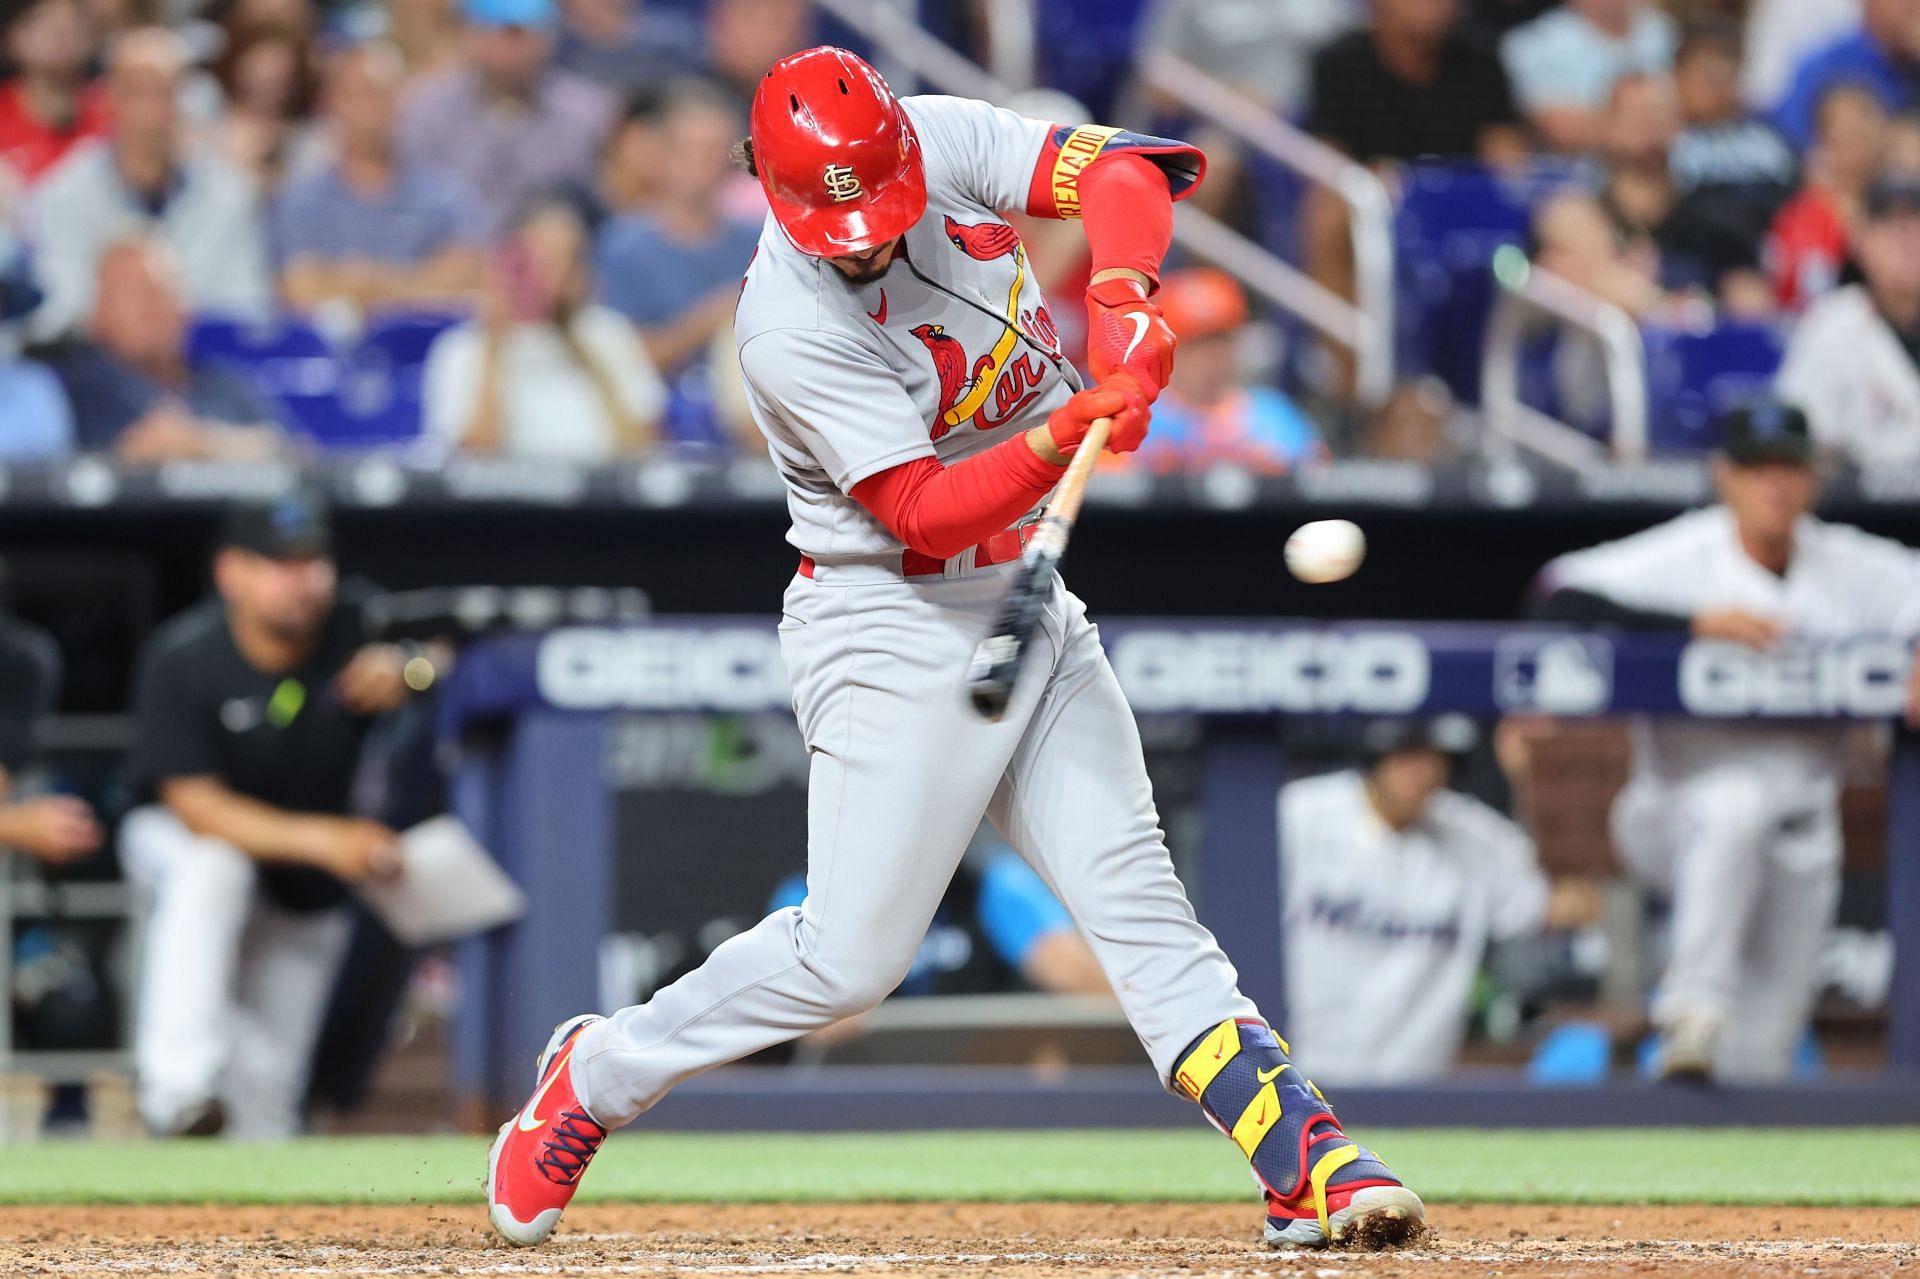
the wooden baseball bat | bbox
[966,417,1112,720]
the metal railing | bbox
[1481,252,1649,465]
[1137,49,1398,408]
[811,0,1359,400]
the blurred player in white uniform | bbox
[487,46,1424,1252]
[1534,403,1920,1081]
[1281,720,1550,1084]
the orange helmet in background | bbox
[749,47,927,257]
[1156,267,1249,340]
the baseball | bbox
[1284,519,1366,584]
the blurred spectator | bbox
[0,0,108,187]
[1743,0,1862,109]
[1595,73,1771,311]
[1533,402,1920,1081]
[0,234,73,457]
[384,0,463,81]
[1776,178,1920,466]
[701,0,813,113]
[423,197,664,458]
[1304,0,1526,397]
[596,78,756,375]
[1886,107,1920,176]
[1533,187,1668,315]
[24,27,272,339]
[553,0,700,93]
[36,237,283,461]
[1669,20,1797,245]
[1767,84,1887,309]
[588,85,668,227]
[1306,0,1528,167]
[397,0,614,240]
[1125,268,1323,474]
[0,607,101,867]
[1772,0,1920,151]
[121,489,415,1137]
[1502,0,1679,154]
[273,42,486,314]
[1137,0,1357,123]
[1532,188,1680,431]
[210,24,318,193]
[1462,0,1556,43]
[1280,718,1553,1084]
[1357,377,1458,462]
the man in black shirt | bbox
[121,489,413,1137]
[1302,0,1530,397]
[1305,0,1528,168]
[0,602,102,866]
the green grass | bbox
[5,1129,1917,1207]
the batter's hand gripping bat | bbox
[966,417,1111,720]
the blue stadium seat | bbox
[188,314,331,365]
[1642,321,1788,455]
[360,311,464,369]
[1034,0,1152,120]
[1394,162,1576,403]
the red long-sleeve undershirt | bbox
[1076,153,1175,286]
[851,433,1063,561]
[848,154,1176,560]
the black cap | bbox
[1359,715,1478,760]
[220,487,334,559]
[1719,400,1814,466]
[1867,177,1920,220]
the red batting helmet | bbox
[749,47,927,257]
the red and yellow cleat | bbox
[485,1014,609,1246]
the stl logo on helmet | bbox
[822,163,863,203]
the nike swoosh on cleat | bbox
[516,1042,579,1133]
[1257,1065,1285,1084]
[867,291,888,324]
[1121,311,1151,361]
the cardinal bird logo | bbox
[944,215,1021,261]
[910,323,996,439]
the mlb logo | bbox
[1494,634,1613,715]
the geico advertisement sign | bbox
[1679,639,1913,717]
[1110,630,1430,713]
[537,627,790,711]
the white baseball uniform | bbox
[1279,770,1547,1084]
[570,97,1253,1127]
[1544,506,1920,1079]
[1775,285,1920,469]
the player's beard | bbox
[836,257,893,285]
[827,240,898,285]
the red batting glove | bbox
[1045,373,1151,458]
[1085,277,1176,401]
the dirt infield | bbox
[4,1202,1917,1277]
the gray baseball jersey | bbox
[569,102,1253,1126]
[734,95,1200,566]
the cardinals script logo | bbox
[822,164,863,203]
[908,218,1046,438]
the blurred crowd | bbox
[7,0,1920,471]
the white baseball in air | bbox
[1284,519,1366,584]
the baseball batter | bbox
[1535,403,1920,1081]
[487,47,1423,1250]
